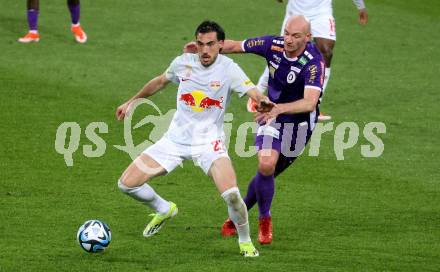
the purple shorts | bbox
[255,121,313,177]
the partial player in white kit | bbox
[115,20,274,257]
[255,0,368,121]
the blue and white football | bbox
[77,220,111,253]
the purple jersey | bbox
[242,36,325,124]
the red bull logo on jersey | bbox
[200,96,223,109]
[179,93,196,106]
[179,90,223,112]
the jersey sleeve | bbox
[227,62,256,97]
[352,0,366,9]
[164,56,181,84]
[303,59,325,92]
[241,36,273,57]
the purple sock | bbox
[68,3,80,25]
[255,172,275,218]
[27,9,39,31]
[243,177,258,210]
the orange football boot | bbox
[18,32,40,43]
[71,25,87,43]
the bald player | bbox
[255,0,368,121]
[217,16,325,245]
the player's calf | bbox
[221,187,247,226]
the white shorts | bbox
[143,136,229,175]
[281,13,336,41]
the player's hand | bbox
[183,41,197,53]
[116,102,130,121]
[255,96,275,113]
[255,104,282,124]
[255,112,268,125]
[255,112,275,125]
[358,9,368,25]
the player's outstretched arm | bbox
[279,88,320,114]
[246,88,275,113]
[255,88,320,124]
[183,39,244,54]
[222,40,245,54]
[116,74,170,120]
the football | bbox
[77,220,111,253]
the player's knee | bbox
[117,174,146,192]
[258,161,276,176]
[118,179,134,194]
[118,170,150,190]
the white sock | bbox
[221,187,251,243]
[256,66,269,93]
[118,180,170,214]
[235,222,251,243]
[71,23,80,27]
[321,67,331,101]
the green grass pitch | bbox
[1,0,439,271]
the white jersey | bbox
[286,0,365,19]
[287,0,333,18]
[164,53,254,146]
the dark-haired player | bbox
[116,20,274,257]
